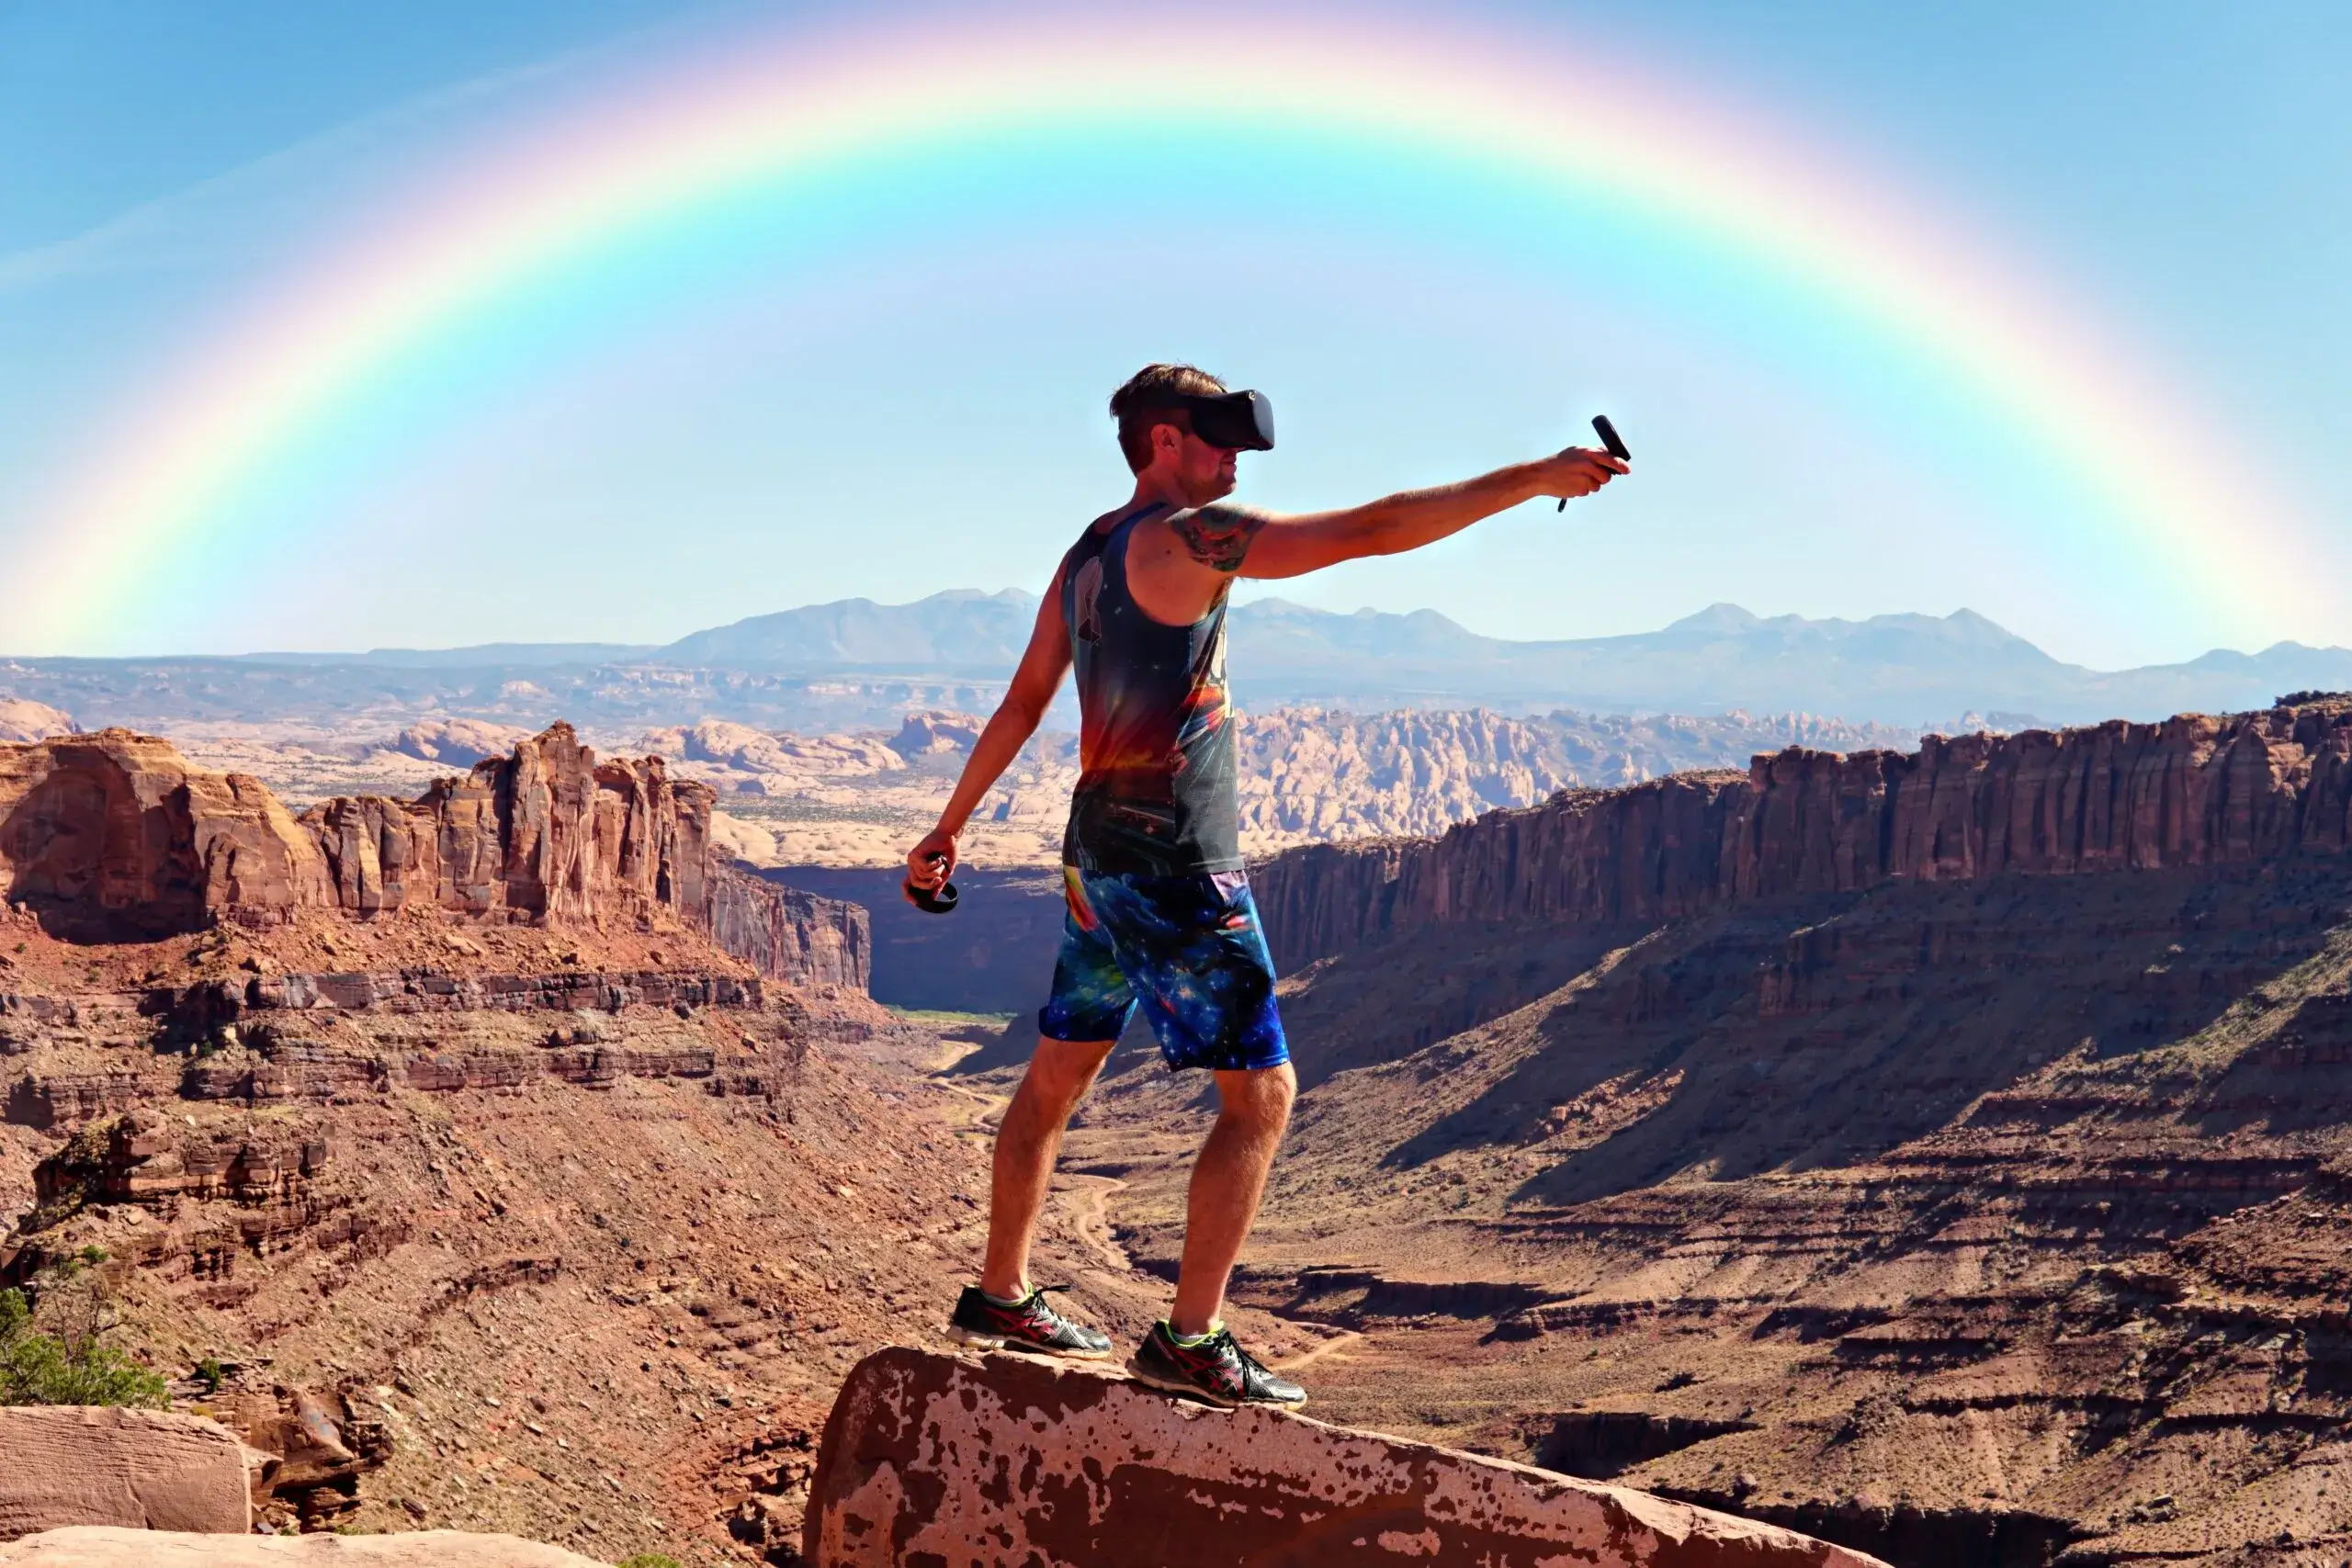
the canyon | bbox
[10,698,2352,1565]
[0,722,859,987]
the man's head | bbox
[1110,363,1261,506]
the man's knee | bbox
[1023,1037,1117,1116]
[1216,1063,1296,1129]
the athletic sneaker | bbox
[1125,1321,1306,1408]
[945,1285,1114,1359]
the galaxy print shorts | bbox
[1036,867,1289,1073]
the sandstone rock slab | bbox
[0,1407,251,1540]
[804,1346,1886,1568]
[0,1527,605,1565]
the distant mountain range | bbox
[651,592,2352,725]
[9,593,2352,731]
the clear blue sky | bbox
[2,1,2346,665]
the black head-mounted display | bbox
[1154,389,1275,452]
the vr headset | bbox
[1155,389,1275,452]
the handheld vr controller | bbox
[905,852,959,916]
[1559,414,1631,511]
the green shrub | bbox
[194,1356,225,1393]
[619,1555,685,1568]
[0,1288,168,1408]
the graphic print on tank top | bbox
[1057,505,1242,875]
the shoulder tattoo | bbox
[1171,506,1267,573]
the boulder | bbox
[0,1407,251,1540]
[803,1347,1884,1568]
[0,1528,605,1564]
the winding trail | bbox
[1272,1325,1363,1374]
[1060,1172,1135,1276]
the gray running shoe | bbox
[946,1285,1114,1359]
[1125,1321,1306,1408]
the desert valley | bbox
[7,597,2352,1565]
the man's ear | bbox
[1151,421,1186,463]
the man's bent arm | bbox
[907,580,1069,887]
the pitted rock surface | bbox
[804,1346,1885,1568]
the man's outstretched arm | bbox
[1125,446,1626,624]
[906,579,1070,895]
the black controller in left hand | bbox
[904,852,959,915]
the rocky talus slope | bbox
[1051,696,2352,1568]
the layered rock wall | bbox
[707,865,868,991]
[0,731,331,937]
[0,725,870,990]
[1255,702,2352,970]
[301,722,711,925]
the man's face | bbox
[1168,426,1239,505]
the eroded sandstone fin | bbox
[803,1345,1888,1568]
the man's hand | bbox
[1538,445,1629,502]
[905,826,958,904]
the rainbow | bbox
[8,5,2321,652]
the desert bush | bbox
[0,1287,168,1408]
[618,1555,686,1568]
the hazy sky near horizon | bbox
[3,1,2346,666]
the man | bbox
[909,364,1627,1406]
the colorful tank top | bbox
[1058,504,1242,875]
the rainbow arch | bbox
[7,6,2318,650]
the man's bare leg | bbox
[979,1036,1117,1301]
[1169,1063,1297,1337]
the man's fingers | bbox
[906,843,955,888]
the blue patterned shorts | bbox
[1037,867,1288,1073]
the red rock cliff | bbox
[707,863,870,992]
[0,730,332,937]
[300,722,710,925]
[0,724,870,990]
[1254,700,2352,971]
